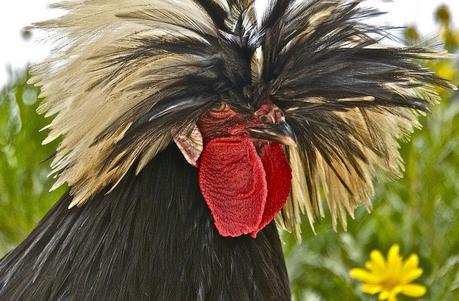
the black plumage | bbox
[0,145,290,300]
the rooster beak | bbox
[247,121,297,147]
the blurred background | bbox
[0,1,458,300]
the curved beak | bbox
[246,121,297,147]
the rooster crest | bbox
[29,0,453,238]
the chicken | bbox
[0,0,453,300]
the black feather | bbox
[192,0,229,32]
[0,145,290,301]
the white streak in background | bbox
[0,0,60,87]
[0,0,458,87]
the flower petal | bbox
[388,244,400,263]
[388,295,398,301]
[379,291,389,300]
[361,284,383,295]
[350,268,381,284]
[370,250,386,272]
[401,284,427,297]
[403,254,419,271]
[387,244,402,271]
[388,286,402,301]
[400,268,423,283]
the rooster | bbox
[0,0,453,300]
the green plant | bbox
[283,7,459,300]
[0,72,65,254]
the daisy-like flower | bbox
[350,244,427,301]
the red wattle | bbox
[251,143,292,237]
[197,136,292,238]
[198,137,268,237]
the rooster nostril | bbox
[259,115,270,124]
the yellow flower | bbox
[350,244,427,301]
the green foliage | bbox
[283,86,459,300]
[283,7,459,301]
[0,72,65,254]
[0,5,458,301]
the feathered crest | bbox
[30,0,453,234]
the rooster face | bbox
[30,0,453,239]
[197,101,296,146]
[182,101,297,237]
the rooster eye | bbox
[211,102,230,112]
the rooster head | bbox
[184,100,296,237]
[29,0,454,238]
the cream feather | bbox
[30,0,218,207]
